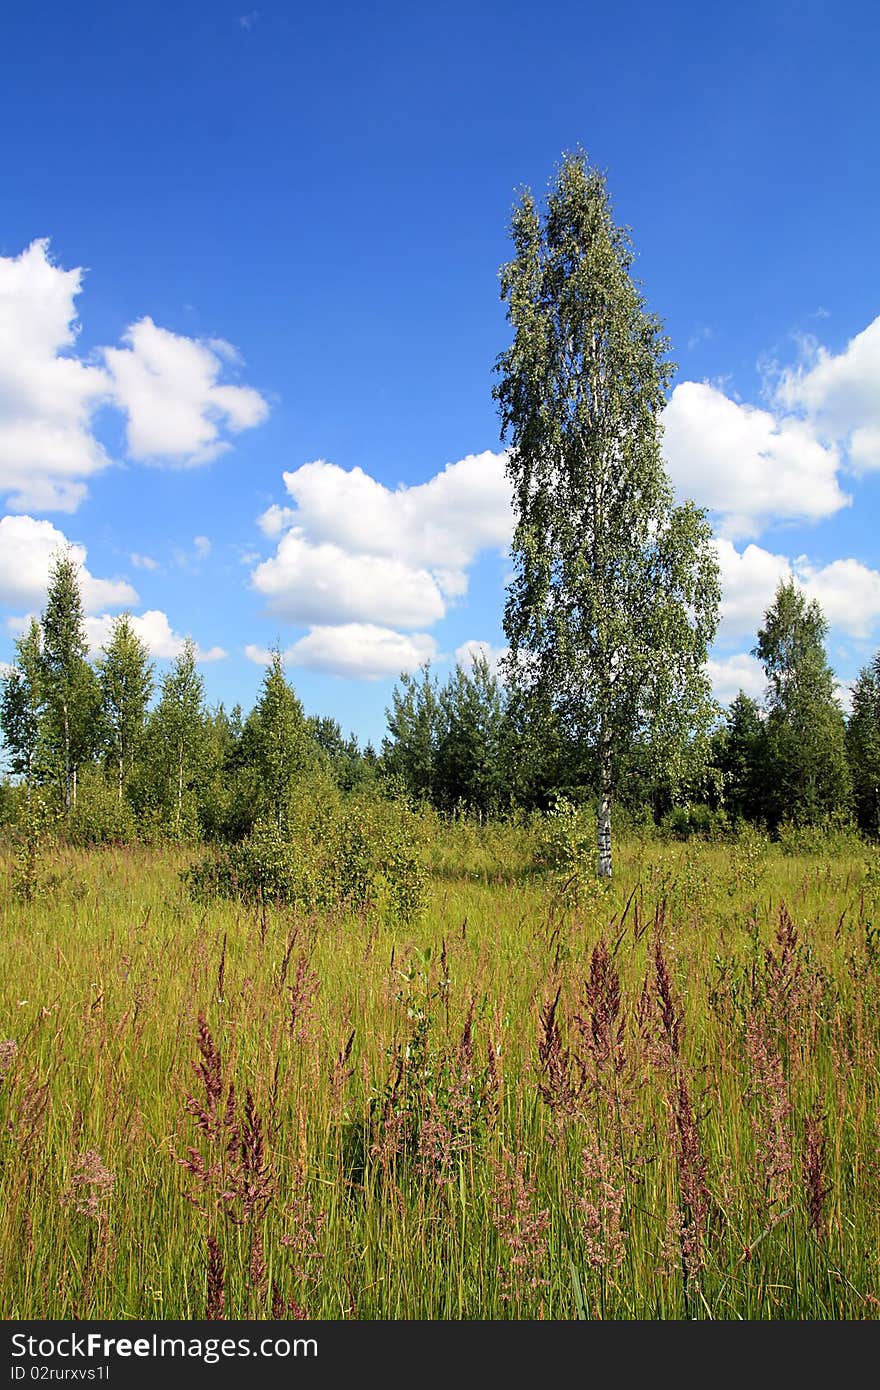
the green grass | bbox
[1,823,879,1319]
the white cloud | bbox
[713,538,792,639]
[247,625,436,680]
[662,381,847,540]
[775,316,880,473]
[0,240,111,512]
[258,503,297,538]
[0,514,137,612]
[104,317,268,466]
[705,652,766,706]
[251,452,511,677]
[714,537,880,644]
[251,531,447,628]
[793,557,880,640]
[0,240,268,513]
[130,552,160,571]
[193,535,211,559]
[86,609,226,663]
[258,452,512,592]
[663,316,880,541]
[455,639,509,676]
[244,643,274,666]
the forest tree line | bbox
[2,549,880,844]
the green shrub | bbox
[184,793,428,925]
[776,814,864,856]
[66,768,141,846]
[661,803,730,841]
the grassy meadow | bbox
[1,816,879,1320]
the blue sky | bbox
[1,0,879,748]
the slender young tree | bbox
[40,551,100,815]
[494,151,720,874]
[0,619,44,805]
[152,637,207,839]
[97,614,154,802]
[249,646,310,830]
[383,664,442,804]
[436,653,508,816]
[754,580,851,828]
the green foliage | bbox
[96,614,153,800]
[11,788,57,900]
[847,653,880,836]
[40,552,100,815]
[246,647,312,830]
[754,580,851,829]
[66,766,141,846]
[538,794,612,911]
[363,950,499,1179]
[0,619,44,792]
[712,692,767,824]
[660,803,730,841]
[383,664,442,804]
[435,654,508,815]
[148,638,209,840]
[308,715,376,794]
[185,790,428,925]
[775,814,863,858]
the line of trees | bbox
[0,551,379,842]
[382,578,880,838]
[1,551,879,844]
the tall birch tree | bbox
[494,152,720,875]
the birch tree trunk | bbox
[597,728,612,878]
[63,699,71,817]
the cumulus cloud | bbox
[713,537,880,644]
[250,452,511,679]
[130,551,160,571]
[713,538,792,639]
[0,240,110,511]
[246,625,437,680]
[104,317,268,466]
[793,556,880,640]
[705,652,766,706]
[251,532,446,627]
[0,240,268,513]
[85,609,226,663]
[662,381,847,539]
[775,316,880,473]
[264,453,512,581]
[0,514,137,612]
[664,315,880,540]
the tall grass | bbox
[1,824,878,1319]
